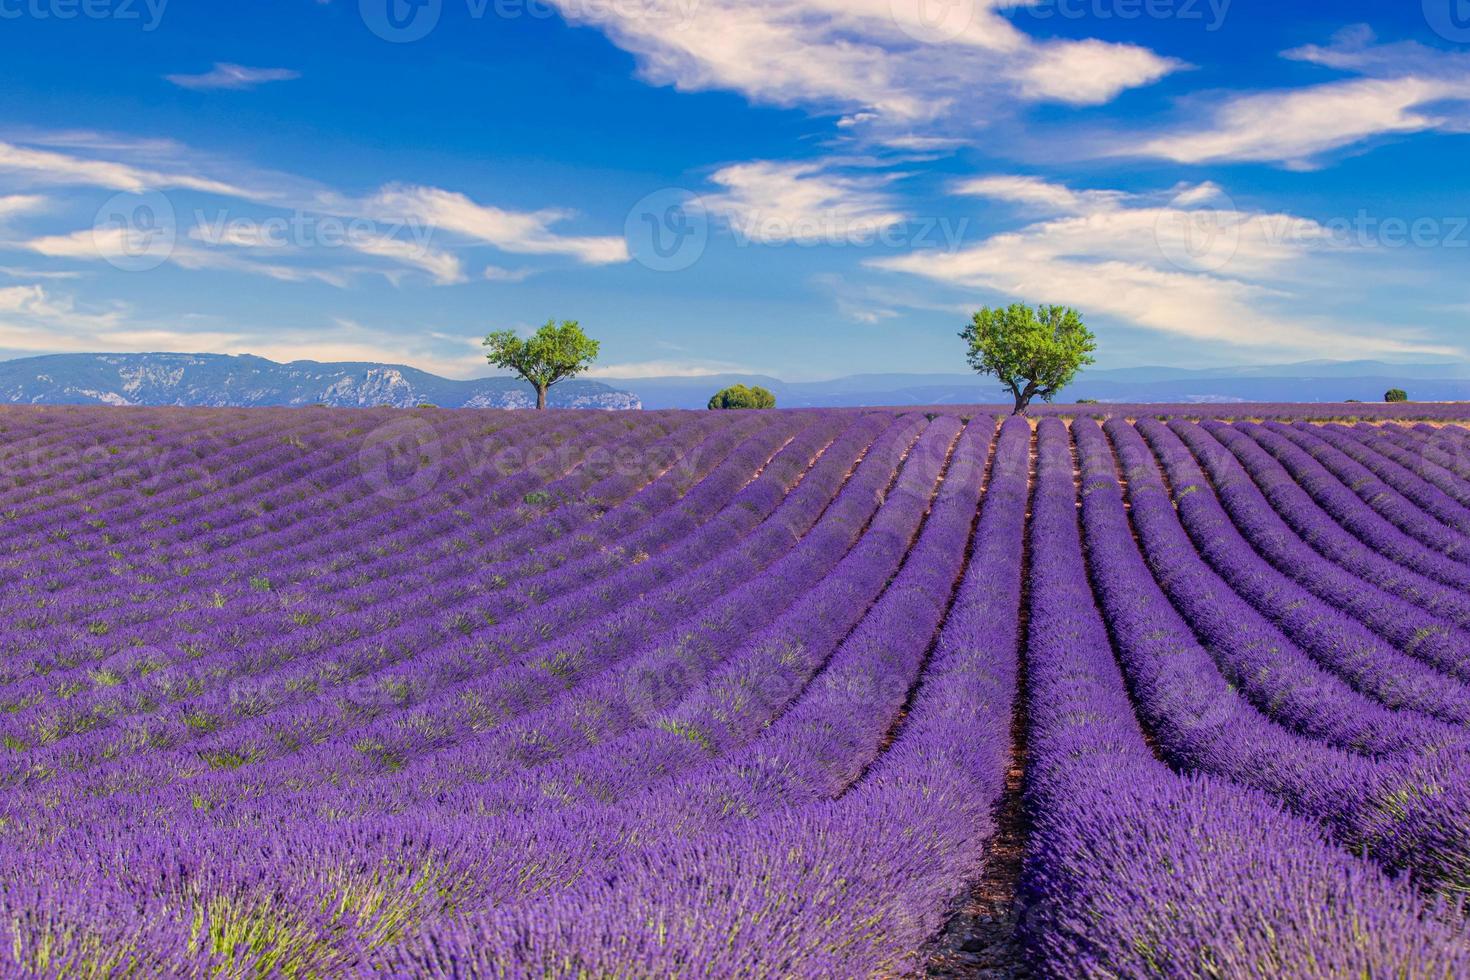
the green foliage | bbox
[707,384,777,410]
[483,320,600,409]
[960,303,1096,415]
[1385,388,1409,403]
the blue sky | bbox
[0,0,1466,380]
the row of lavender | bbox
[938,402,1470,421]
[0,406,1018,975]
[2,405,1470,975]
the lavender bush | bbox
[0,405,1467,976]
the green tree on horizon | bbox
[961,304,1096,415]
[483,320,600,410]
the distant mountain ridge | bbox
[1,353,1463,410]
[0,354,641,410]
[603,361,1470,409]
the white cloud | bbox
[0,282,171,353]
[0,265,81,280]
[26,226,144,260]
[843,304,899,325]
[809,270,965,324]
[953,174,1126,214]
[0,130,632,285]
[1017,38,1187,107]
[165,64,302,91]
[484,265,536,282]
[168,249,353,288]
[706,159,907,244]
[25,227,352,288]
[187,220,280,249]
[367,185,630,265]
[0,134,630,284]
[0,284,46,314]
[346,232,466,285]
[0,194,46,220]
[1134,76,1463,168]
[546,0,1178,139]
[0,139,255,196]
[186,213,466,285]
[1122,30,1470,168]
[872,175,1460,359]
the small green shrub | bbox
[708,385,776,410]
[1385,389,1408,403]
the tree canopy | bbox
[960,304,1096,415]
[483,320,600,410]
[708,384,777,410]
[1385,388,1409,403]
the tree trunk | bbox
[1012,385,1036,416]
[537,384,548,410]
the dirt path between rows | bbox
[920,430,1037,979]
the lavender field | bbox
[5,405,1470,977]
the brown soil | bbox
[920,753,1035,979]
[920,427,1038,980]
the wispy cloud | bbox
[810,271,959,324]
[0,265,81,281]
[347,231,466,285]
[165,63,302,91]
[483,265,536,282]
[952,175,1126,214]
[0,281,210,355]
[367,185,629,265]
[0,138,258,196]
[873,175,1461,359]
[25,227,351,287]
[0,132,631,286]
[1120,29,1470,168]
[0,194,47,220]
[1133,76,1463,169]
